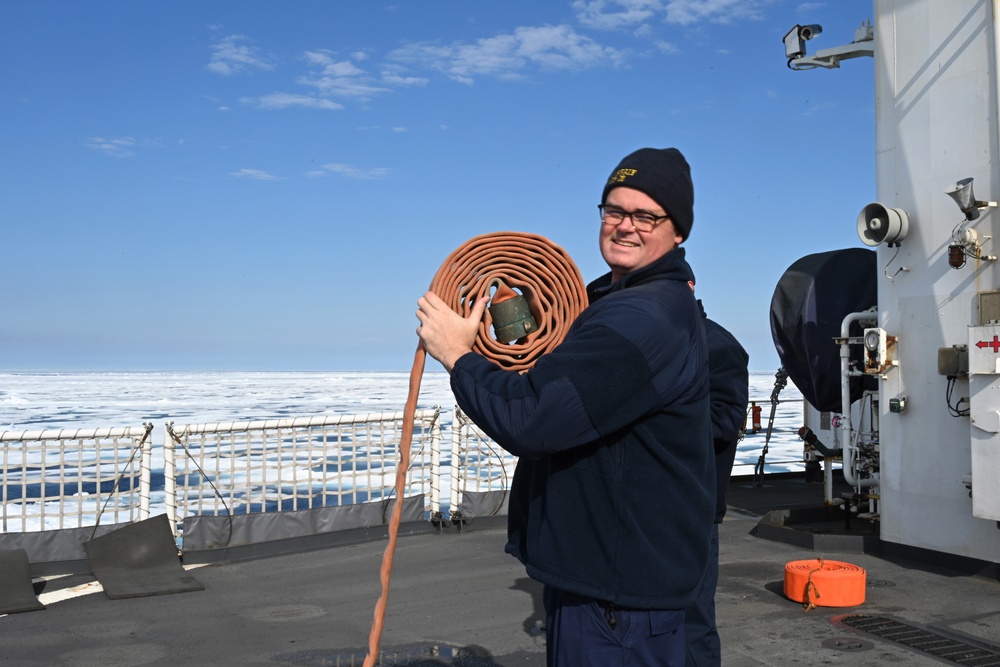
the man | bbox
[416,148,715,666]
[684,290,750,666]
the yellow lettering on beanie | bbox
[607,168,637,185]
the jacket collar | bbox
[587,247,694,303]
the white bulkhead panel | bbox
[873,0,1000,560]
[969,325,1000,521]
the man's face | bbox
[600,186,683,281]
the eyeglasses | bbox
[598,204,670,232]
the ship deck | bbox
[4,473,1000,666]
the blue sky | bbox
[3,1,875,372]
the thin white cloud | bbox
[85,136,137,158]
[298,50,392,100]
[312,163,391,180]
[797,100,838,117]
[634,23,655,39]
[207,35,275,76]
[572,0,770,29]
[231,168,282,181]
[573,0,661,30]
[387,24,626,85]
[516,25,622,69]
[665,0,770,25]
[206,4,773,116]
[655,40,680,54]
[242,93,343,110]
[380,69,429,86]
[304,51,366,77]
[797,2,826,14]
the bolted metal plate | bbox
[822,636,873,652]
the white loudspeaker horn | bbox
[946,177,981,221]
[857,202,910,247]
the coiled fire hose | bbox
[362,231,588,666]
[783,558,867,611]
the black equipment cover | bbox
[769,248,878,411]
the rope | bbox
[784,558,867,611]
[362,231,588,666]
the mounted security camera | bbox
[800,24,823,40]
[783,23,823,59]
[783,20,872,70]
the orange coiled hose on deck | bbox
[784,559,867,610]
[362,231,588,666]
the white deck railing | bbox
[163,410,441,541]
[450,407,518,521]
[0,400,808,559]
[0,424,153,533]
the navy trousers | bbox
[543,585,685,666]
[684,524,721,666]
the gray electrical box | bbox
[938,345,969,376]
[979,291,1000,324]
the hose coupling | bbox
[489,281,538,344]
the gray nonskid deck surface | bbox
[3,514,1000,665]
[717,509,1000,666]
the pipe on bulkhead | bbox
[840,308,880,489]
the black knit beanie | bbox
[601,147,694,241]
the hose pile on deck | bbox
[363,231,588,666]
[784,558,867,610]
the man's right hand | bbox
[416,291,487,372]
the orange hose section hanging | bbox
[784,558,867,611]
[363,231,588,666]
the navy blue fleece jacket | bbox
[449,247,715,610]
[699,299,750,523]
